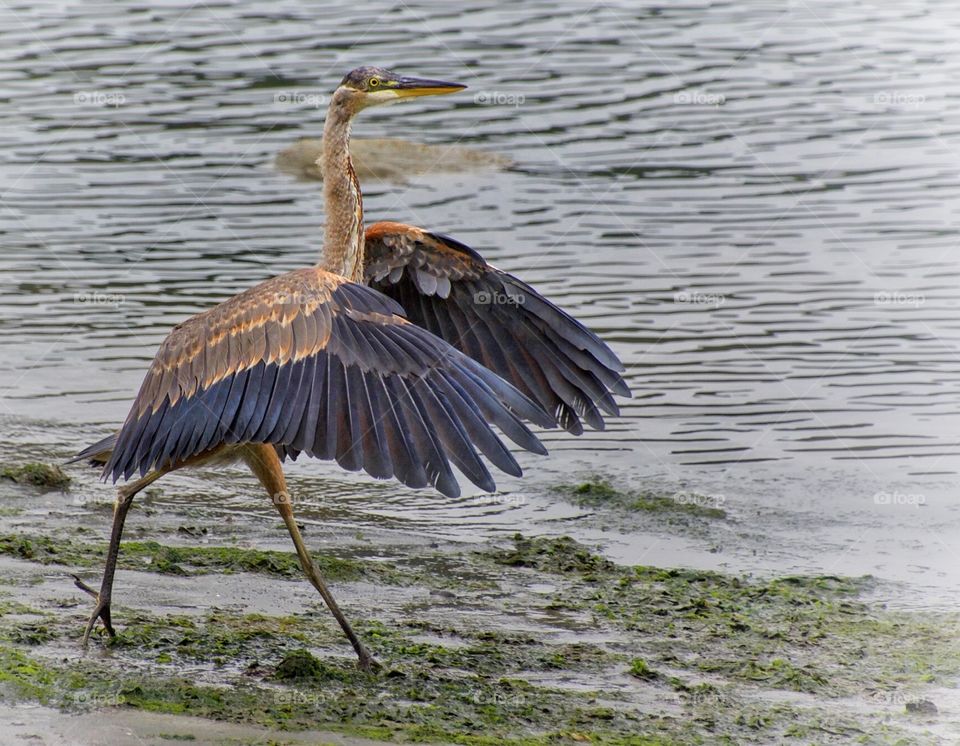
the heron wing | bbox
[102,266,553,497]
[364,222,631,435]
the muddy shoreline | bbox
[0,460,957,744]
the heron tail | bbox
[67,432,118,467]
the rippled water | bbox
[2,0,960,605]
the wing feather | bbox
[238,361,275,442]
[292,354,324,452]
[98,267,551,497]
[351,366,393,479]
[433,371,521,478]
[275,357,311,446]
[374,374,428,489]
[254,359,294,442]
[365,222,630,434]
[401,377,459,497]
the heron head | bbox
[332,66,466,112]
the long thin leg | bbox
[241,444,378,671]
[276,498,379,670]
[77,471,162,647]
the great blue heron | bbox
[72,66,630,671]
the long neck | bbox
[320,101,364,281]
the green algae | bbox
[559,478,727,519]
[1,463,71,490]
[628,658,657,680]
[274,648,335,682]
[485,534,960,701]
[490,532,615,575]
[0,532,396,584]
[0,644,58,701]
[0,526,956,744]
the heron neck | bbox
[320,103,364,281]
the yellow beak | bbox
[393,76,466,99]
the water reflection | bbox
[275,137,511,182]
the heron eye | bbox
[368,77,380,88]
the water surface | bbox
[2,0,960,607]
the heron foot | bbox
[76,575,115,648]
[356,644,381,672]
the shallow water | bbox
[1,0,960,606]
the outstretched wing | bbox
[102,266,554,497]
[364,222,630,435]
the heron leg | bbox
[241,444,379,671]
[77,471,161,647]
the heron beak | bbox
[393,76,466,99]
